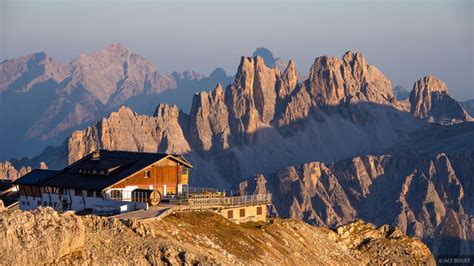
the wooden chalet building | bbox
[14,150,192,214]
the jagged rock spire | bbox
[409,76,472,124]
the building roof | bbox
[14,150,193,191]
[0,179,14,192]
[12,170,59,186]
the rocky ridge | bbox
[0,208,434,265]
[239,122,474,256]
[0,43,232,160]
[0,161,31,181]
[60,51,430,186]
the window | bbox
[96,191,103,198]
[44,186,59,194]
[240,208,245,218]
[43,201,47,206]
[37,200,41,206]
[144,170,151,178]
[227,210,233,219]
[18,185,25,196]
[32,186,41,197]
[257,206,263,215]
[24,185,32,196]
[87,190,94,197]
[75,189,82,196]
[110,190,122,200]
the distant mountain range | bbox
[0,43,233,160]
[1,47,473,256]
[461,99,474,117]
[393,85,410,100]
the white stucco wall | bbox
[18,188,146,214]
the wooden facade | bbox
[110,157,189,195]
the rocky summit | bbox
[409,76,473,124]
[0,208,434,265]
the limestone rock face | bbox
[68,105,190,163]
[0,52,69,93]
[277,60,298,101]
[28,43,176,141]
[334,220,434,265]
[240,123,474,256]
[68,43,175,105]
[0,208,85,265]
[189,84,230,153]
[409,76,473,124]
[276,51,398,129]
[0,161,31,180]
[225,56,280,143]
[305,51,394,105]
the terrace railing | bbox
[169,193,272,208]
[106,190,148,203]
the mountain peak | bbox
[415,76,448,93]
[27,52,49,61]
[104,42,129,54]
[410,76,471,123]
[284,59,297,74]
[393,85,410,100]
[252,47,278,68]
[342,50,364,62]
[282,59,298,88]
[308,51,393,105]
[209,67,228,80]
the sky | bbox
[1,0,473,100]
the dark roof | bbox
[13,170,59,186]
[15,150,192,191]
[0,179,14,192]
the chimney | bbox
[92,150,100,161]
